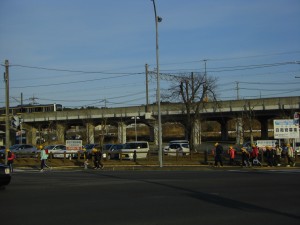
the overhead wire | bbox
[1,54,300,107]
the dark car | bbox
[0,163,11,188]
[9,144,37,157]
[0,145,5,159]
[103,144,124,160]
[83,144,113,158]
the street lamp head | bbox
[157,16,162,22]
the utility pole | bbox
[145,64,149,112]
[4,60,10,165]
[203,60,208,102]
[236,81,240,100]
[152,0,163,167]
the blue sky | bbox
[0,0,300,108]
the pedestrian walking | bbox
[286,144,295,167]
[228,146,235,165]
[7,149,15,173]
[275,144,282,166]
[40,148,50,172]
[92,148,104,170]
[266,146,275,167]
[241,147,250,167]
[214,143,223,167]
[250,144,261,166]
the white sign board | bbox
[66,140,82,151]
[273,119,299,139]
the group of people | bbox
[213,142,297,167]
[84,148,104,170]
[40,147,104,171]
[3,146,104,172]
[264,143,296,167]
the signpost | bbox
[66,140,82,151]
[274,119,299,139]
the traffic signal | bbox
[11,116,20,129]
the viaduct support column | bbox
[23,123,37,146]
[192,119,201,146]
[258,116,269,139]
[219,118,229,141]
[236,117,244,145]
[86,122,95,144]
[153,123,159,146]
[118,122,126,144]
[56,123,66,144]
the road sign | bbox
[66,140,82,151]
[274,119,299,139]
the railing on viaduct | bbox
[0,96,299,145]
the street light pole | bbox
[131,116,140,142]
[151,0,163,167]
[4,60,10,165]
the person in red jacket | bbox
[7,149,15,173]
[251,144,261,166]
[228,146,235,165]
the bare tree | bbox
[163,72,218,151]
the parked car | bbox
[83,144,100,157]
[164,143,190,156]
[0,146,5,159]
[42,145,66,158]
[9,144,37,157]
[121,141,149,159]
[0,163,11,188]
[103,144,124,160]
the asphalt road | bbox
[1,168,300,225]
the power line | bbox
[5,64,143,75]
[1,73,141,89]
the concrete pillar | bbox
[258,117,269,139]
[193,119,201,145]
[56,123,66,144]
[22,123,36,145]
[236,117,244,145]
[219,118,229,141]
[86,122,95,144]
[149,125,155,142]
[153,123,159,145]
[118,122,126,144]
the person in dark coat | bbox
[266,146,274,167]
[92,148,104,170]
[214,143,223,167]
[241,147,250,167]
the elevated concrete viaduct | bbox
[1,96,299,146]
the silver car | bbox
[9,144,37,156]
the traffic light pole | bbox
[4,60,10,165]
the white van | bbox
[164,140,190,156]
[121,141,149,159]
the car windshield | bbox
[182,144,189,148]
[109,144,123,150]
[124,143,148,149]
[9,145,21,150]
[85,144,95,149]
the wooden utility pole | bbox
[4,60,10,165]
[145,64,149,112]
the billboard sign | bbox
[66,140,82,151]
[274,119,299,139]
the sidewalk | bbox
[14,162,299,171]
